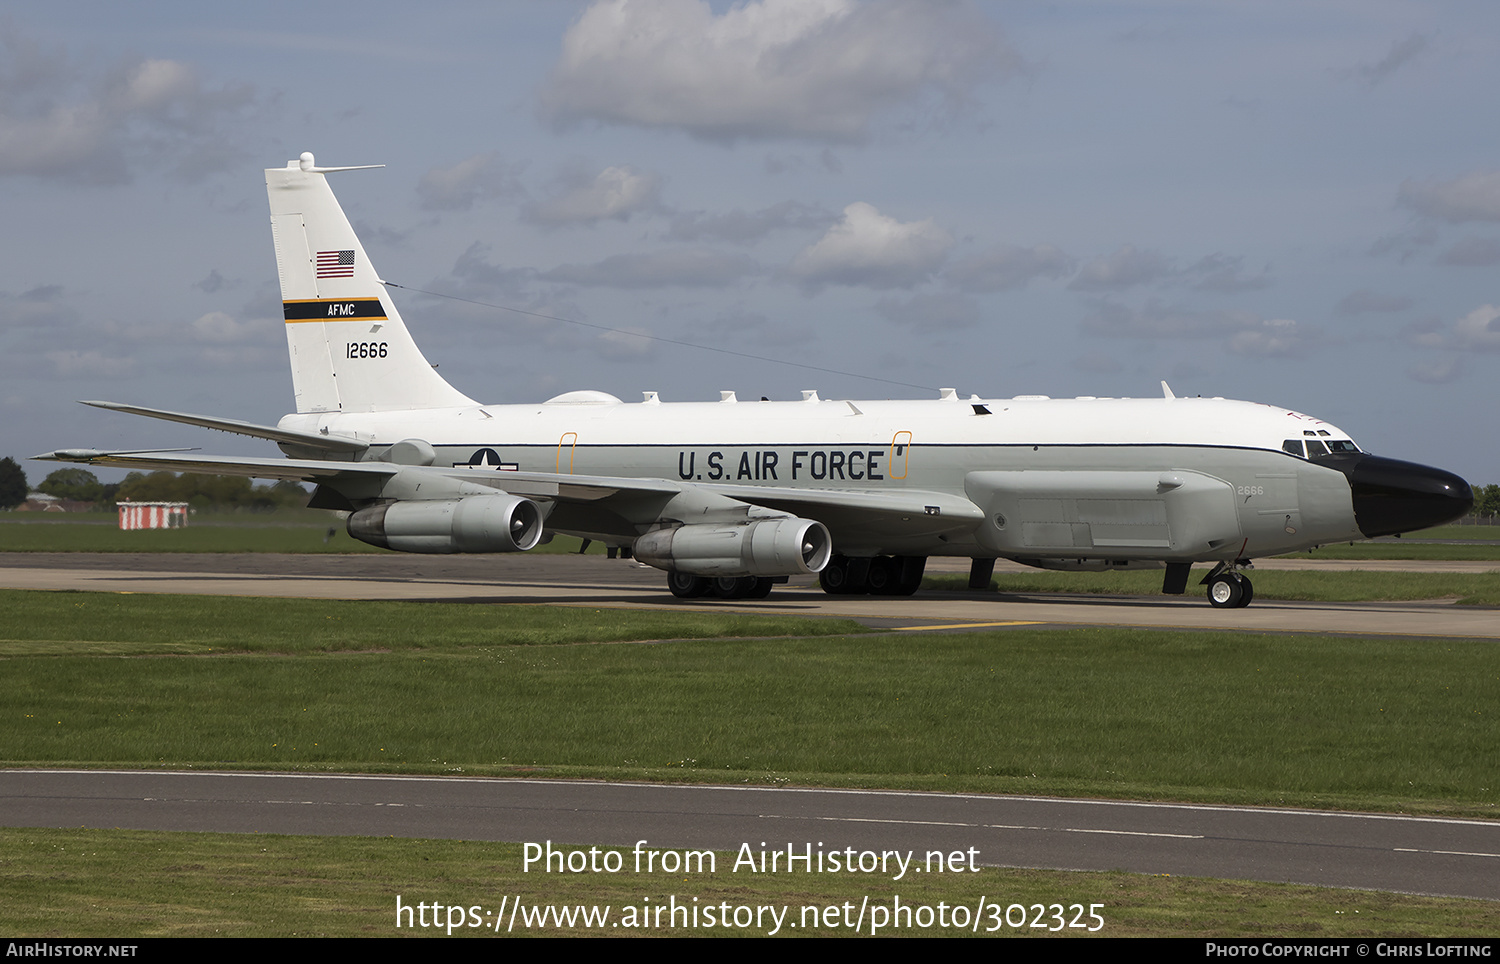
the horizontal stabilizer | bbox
[80,400,367,456]
[34,448,684,503]
[34,449,394,482]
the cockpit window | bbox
[1284,438,1360,458]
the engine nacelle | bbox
[347,495,544,554]
[632,518,832,577]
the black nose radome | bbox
[1317,453,1474,538]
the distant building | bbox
[118,501,190,530]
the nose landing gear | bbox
[1202,561,1254,608]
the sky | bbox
[3,1,1499,486]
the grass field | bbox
[3,590,1495,815]
[3,589,1497,937]
[1285,542,1500,561]
[5,828,1497,938]
[1283,524,1500,561]
[1400,525,1500,541]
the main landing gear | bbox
[1201,561,1255,609]
[667,572,775,600]
[818,554,927,596]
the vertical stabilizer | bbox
[267,153,476,414]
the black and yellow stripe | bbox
[283,298,389,324]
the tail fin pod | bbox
[266,153,476,414]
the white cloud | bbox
[1227,318,1304,358]
[0,284,75,331]
[596,327,655,359]
[526,165,660,225]
[447,242,534,296]
[189,310,273,344]
[1408,356,1463,384]
[1069,244,1171,291]
[0,31,254,183]
[194,345,277,371]
[1437,237,1500,267]
[1452,304,1500,351]
[945,243,1072,292]
[1357,32,1427,86]
[417,153,523,211]
[1399,170,1500,223]
[540,0,1014,142]
[542,249,761,288]
[1335,290,1413,315]
[1082,299,1310,357]
[695,306,816,348]
[1083,300,1250,339]
[1181,253,1270,293]
[194,270,230,294]
[1404,305,1500,353]
[874,292,980,330]
[666,200,835,244]
[1072,350,1123,374]
[43,349,137,378]
[788,202,953,289]
[109,58,198,113]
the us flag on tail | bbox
[316,250,355,278]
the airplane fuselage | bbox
[281,392,1372,564]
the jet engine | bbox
[632,517,832,577]
[347,495,544,553]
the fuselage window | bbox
[1282,439,1304,456]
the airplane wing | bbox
[33,447,975,552]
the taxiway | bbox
[2,552,1496,640]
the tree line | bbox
[0,460,308,512]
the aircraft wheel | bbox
[892,555,927,596]
[1236,577,1254,608]
[667,571,710,598]
[865,556,925,596]
[818,555,865,595]
[748,577,774,599]
[713,576,760,599]
[1207,573,1245,608]
[865,556,896,594]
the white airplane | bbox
[39,153,1474,608]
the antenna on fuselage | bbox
[1161,380,1176,400]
